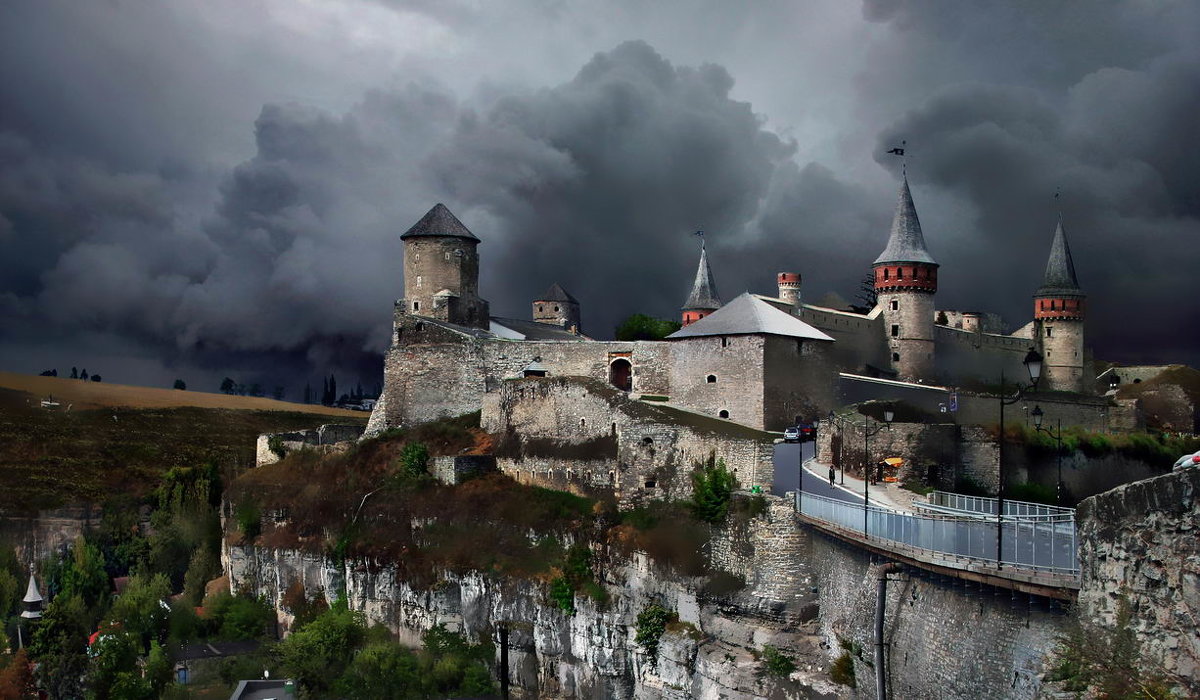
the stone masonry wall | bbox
[810,533,1065,700]
[255,424,365,467]
[1075,468,1200,693]
[482,376,774,505]
[817,420,957,484]
[666,335,765,429]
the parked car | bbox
[1173,450,1200,471]
[783,426,801,443]
[796,423,815,441]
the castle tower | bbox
[400,203,490,329]
[873,177,939,380]
[777,273,802,313]
[1033,218,1086,392]
[533,283,582,333]
[682,239,721,326]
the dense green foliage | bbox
[689,454,736,523]
[614,313,682,341]
[634,603,675,665]
[399,442,431,478]
[761,644,796,677]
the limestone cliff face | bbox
[1075,467,1200,692]
[222,506,842,699]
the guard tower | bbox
[533,283,582,333]
[873,177,939,380]
[400,203,490,329]
[682,237,721,326]
[1033,217,1086,392]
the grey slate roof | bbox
[400,203,480,242]
[536,283,578,303]
[873,177,938,266]
[23,572,42,604]
[683,246,721,311]
[668,292,834,341]
[1036,219,1083,296]
[489,317,587,340]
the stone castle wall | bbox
[255,424,364,467]
[1075,468,1200,694]
[879,290,936,379]
[666,335,764,429]
[800,305,889,373]
[481,376,775,504]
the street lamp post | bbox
[858,409,894,538]
[996,349,1044,569]
[827,411,848,485]
[1031,405,1064,505]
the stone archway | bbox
[609,358,632,392]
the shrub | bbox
[267,435,287,460]
[690,454,736,523]
[400,442,430,478]
[635,603,675,665]
[235,501,261,540]
[761,644,796,677]
[830,650,856,687]
[549,577,575,615]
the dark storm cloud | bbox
[1,0,1198,389]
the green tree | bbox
[614,314,681,341]
[277,602,365,694]
[635,604,674,666]
[205,593,274,641]
[59,537,110,614]
[182,546,217,606]
[935,311,949,326]
[689,454,736,523]
[335,642,421,699]
[109,573,171,650]
[28,594,89,700]
[87,630,144,700]
[399,442,430,479]
[172,379,186,390]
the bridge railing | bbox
[928,491,1074,519]
[798,492,1079,576]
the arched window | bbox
[642,437,653,446]
[706,375,717,383]
[554,305,560,312]
[718,410,729,419]
[883,269,890,280]
[538,305,543,312]
[413,301,420,311]
[892,352,900,362]
[897,268,904,279]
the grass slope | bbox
[0,380,367,512]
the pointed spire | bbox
[683,240,721,311]
[873,177,937,266]
[400,203,480,241]
[1036,217,1082,295]
[21,566,42,620]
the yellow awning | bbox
[883,457,904,466]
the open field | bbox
[0,371,364,416]
[0,373,369,511]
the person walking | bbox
[828,465,835,487]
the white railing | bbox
[798,492,1079,576]
[928,490,1074,519]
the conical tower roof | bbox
[1036,218,1082,296]
[683,245,721,311]
[873,177,937,266]
[400,203,480,242]
[537,283,578,304]
[22,571,41,605]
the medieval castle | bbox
[366,177,1089,437]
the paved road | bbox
[772,442,863,504]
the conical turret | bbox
[21,567,42,620]
[682,241,721,326]
[1034,216,1086,393]
[874,177,937,267]
[1036,218,1081,296]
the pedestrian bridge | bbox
[795,489,1080,599]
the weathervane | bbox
[694,229,705,250]
[886,140,908,175]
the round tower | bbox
[400,203,490,329]
[1033,218,1085,392]
[873,177,938,381]
[533,283,582,333]
[682,240,721,326]
[777,272,802,313]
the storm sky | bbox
[1,0,1197,393]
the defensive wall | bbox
[254,423,365,467]
[1075,467,1200,693]
[480,376,775,504]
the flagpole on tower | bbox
[887,140,908,175]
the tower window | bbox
[897,268,904,279]
[415,322,424,331]
[539,305,543,312]
[721,337,729,348]
[413,301,420,311]
[892,324,899,337]
[445,252,451,261]
[718,410,729,419]
[883,269,890,280]
[554,305,559,312]
[890,300,898,311]
[416,275,423,288]
[892,352,900,362]
[706,375,717,383]
[1046,327,1053,337]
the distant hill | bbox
[0,372,368,511]
[0,371,363,416]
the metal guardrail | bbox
[928,490,1074,519]
[798,492,1079,576]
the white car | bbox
[783,427,801,442]
[1173,450,1200,471]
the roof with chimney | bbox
[683,245,722,311]
[1036,218,1083,296]
[668,293,834,341]
[873,177,938,266]
[536,283,578,304]
[400,203,480,242]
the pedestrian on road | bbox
[828,465,835,486]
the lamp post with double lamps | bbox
[856,409,894,538]
[1031,405,1064,505]
[995,349,1044,569]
